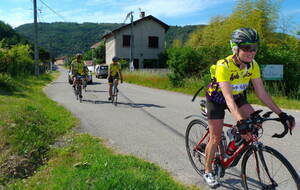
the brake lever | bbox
[272,118,289,138]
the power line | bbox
[38,0,66,22]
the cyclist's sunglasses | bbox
[239,44,258,52]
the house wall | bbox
[105,37,116,64]
[105,19,166,68]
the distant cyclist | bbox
[108,56,123,101]
[70,53,88,96]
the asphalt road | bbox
[44,66,300,190]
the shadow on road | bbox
[85,90,107,93]
[51,81,69,85]
[219,171,243,190]
[82,99,111,104]
[81,98,165,108]
[89,82,102,85]
[124,102,165,108]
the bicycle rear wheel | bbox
[78,85,82,103]
[185,119,209,176]
[241,145,300,190]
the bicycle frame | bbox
[74,75,84,101]
[196,123,249,169]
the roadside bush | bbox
[167,47,206,86]
[0,73,16,92]
[255,44,300,99]
[119,59,129,70]
[0,44,34,76]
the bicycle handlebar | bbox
[249,110,290,138]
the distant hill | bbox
[0,21,29,46]
[165,25,205,47]
[15,22,203,57]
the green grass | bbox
[123,70,206,96]
[0,72,77,183]
[123,71,300,110]
[0,73,197,190]
[7,133,195,190]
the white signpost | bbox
[261,64,283,80]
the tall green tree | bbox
[187,0,281,49]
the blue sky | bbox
[0,0,299,33]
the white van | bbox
[95,64,108,79]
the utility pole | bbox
[123,11,134,71]
[129,11,134,72]
[33,0,39,76]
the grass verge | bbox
[123,70,300,110]
[7,133,195,190]
[0,72,197,190]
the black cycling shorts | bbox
[108,74,119,84]
[206,95,248,120]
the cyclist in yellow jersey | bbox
[203,28,296,188]
[108,56,123,101]
[70,53,88,89]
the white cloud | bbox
[0,7,32,28]
[68,0,231,24]
[60,9,125,23]
[123,0,229,17]
[0,0,232,27]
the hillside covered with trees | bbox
[15,22,200,58]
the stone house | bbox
[101,14,169,69]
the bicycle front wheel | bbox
[112,83,118,106]
[241,145,300,190]
[185,119,208,176]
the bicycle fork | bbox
[253,143,278,189]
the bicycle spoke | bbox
[185,119,208,176]
[242,146,300,190]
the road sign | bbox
[261,64,283,80]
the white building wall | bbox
[105,37,116,64]
[107,19,166,68]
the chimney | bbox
[140,11,145,19]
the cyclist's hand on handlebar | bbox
[236,119,251,134]
[279,112,295,134]
[237,119,252,142]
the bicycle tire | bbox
[78,85,82,103]
[185,119,208,176]
[112,81,118,106]
[241,145,300,190]
[114,87,118,106]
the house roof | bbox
[90,42,101,49]
[101,15,169,40]
[55,55,68,60]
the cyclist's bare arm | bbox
[251,78,282,115]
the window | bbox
[148,36,159,48]
[143,59,158,68]
[123,35,131,47]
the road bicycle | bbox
[73,75,84,103]
[111,78,119,106]
[185,88,300,189]
[83,77,87,92]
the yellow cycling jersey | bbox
[214,54,261,95]
[109,63,121,77]
[71,60,85,75]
